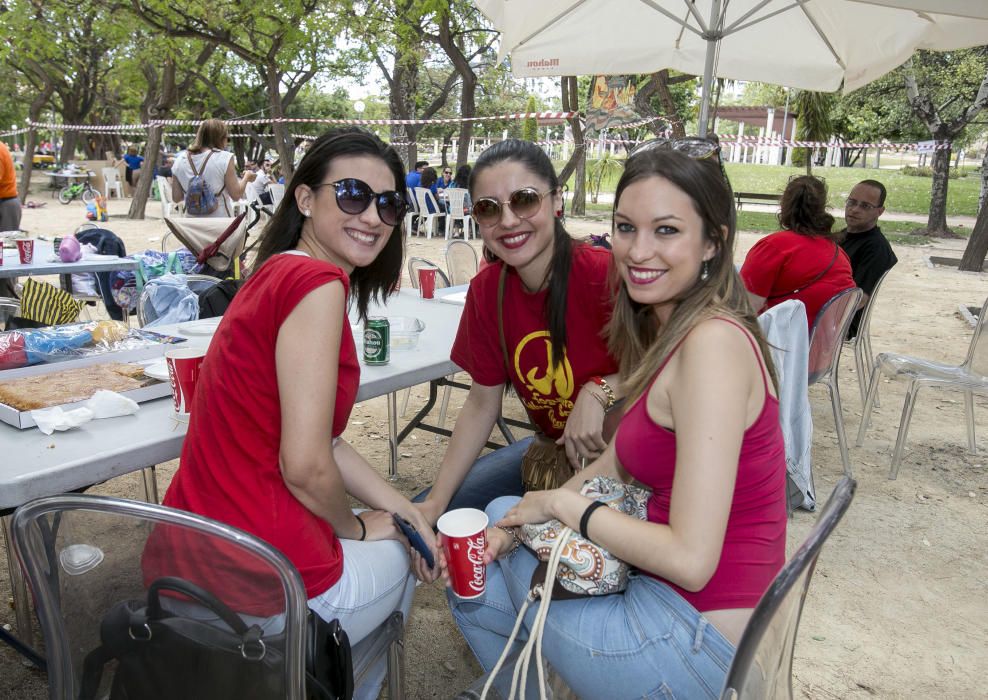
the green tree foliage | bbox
[521,96,538,142]
[793,90,834,174]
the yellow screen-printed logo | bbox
[514,330,575,431]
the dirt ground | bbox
[2,188,987,699]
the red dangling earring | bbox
[555,209,563,217]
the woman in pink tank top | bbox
[448,145,788,699]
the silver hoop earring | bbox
[700,260,710,281]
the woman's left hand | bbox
[557,386,608,469]
[399,506,444,584]
[496,489,562,528]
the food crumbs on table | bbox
[48,443,55,449]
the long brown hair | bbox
[252,128,405,321]
[779,175,837,238]
[607,150,777,403]
[188,119,228,154]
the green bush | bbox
[901,165,960,179]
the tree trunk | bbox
[18,130,37,202]
[557,76,586,217]
[979,146,988,213]
[61,130,80,164]
[456,71,476,169]
[129,125,163,219]
[926,143,951,234]
[389,50,419,168]
[958,195,988,272]
[265,67,295,180]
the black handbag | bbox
[79,576,353,700]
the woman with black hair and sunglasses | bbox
[158,129,437,700]
[415,139,620,524]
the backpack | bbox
[184,150,222,216]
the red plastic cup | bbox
[15,239,34,264]
[417,267,437,299]
[438,508,489,598]
[165,347,206,415]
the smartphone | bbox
[392,514,435,569]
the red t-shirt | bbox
[451,244,618,437]
[159,253,358,604]
[741,230,855,328]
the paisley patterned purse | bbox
[518,475,650,596]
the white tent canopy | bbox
[476,0,988,134]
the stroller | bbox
[160,202,270,318]
[161,201,268,280]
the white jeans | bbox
[309,535,417,700]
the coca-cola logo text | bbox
[466,535,486,593]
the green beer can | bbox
[363,317,390,365]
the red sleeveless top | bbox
[615,318,787,612]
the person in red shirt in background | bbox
[453,146,787,699]
[415,139,620,523]
[740,175,855,328]
[153,129,437,700]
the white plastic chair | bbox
[157,175,183,218]
[101,167,124,199]
[268,183,285,209]
[412,188,443,239]
[857,294,988,479]
[443,188,475,240]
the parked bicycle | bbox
[58,180,101,205]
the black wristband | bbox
[579,501,607,540]
[354,513,367,541]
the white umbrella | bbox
[475,0,988,135]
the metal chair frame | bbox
[444,240,479,287]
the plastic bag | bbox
[0,321,177,371]
[143,274,199,328]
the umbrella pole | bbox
[697,0,722,137]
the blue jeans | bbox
[413,437,531,512]
[449,497,736,699]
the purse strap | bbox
[497,265,542,430]
[766,242,840,301]
[147,576,251,634]
[480,530,570,700]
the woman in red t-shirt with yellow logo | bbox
[415,139,620,525]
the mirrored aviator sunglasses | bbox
[471,187,554,226]
[318,178,406,227]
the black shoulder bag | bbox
[79,576,353,700]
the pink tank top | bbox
[615,318,787,612]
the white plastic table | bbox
[0,241,137,294]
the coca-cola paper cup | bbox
[438,508,489,598]
[165,347,206,415]
[15,238,34,264]
[417,267,437,299]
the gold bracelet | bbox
[589,376,617,410]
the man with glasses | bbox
[840,179,897,337]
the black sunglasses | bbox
[472,187,555,226]
[311,178,407,227]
